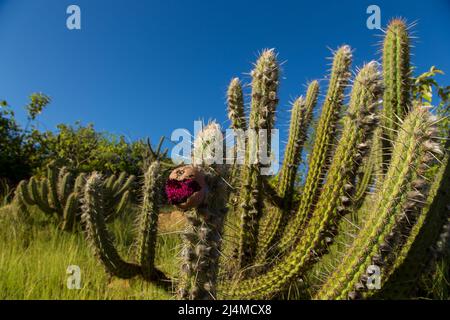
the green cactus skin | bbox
[278,81,319,210]
[381,19,411,170]
[227,77,247,131]
[14,181,32,222]
[227,77,247,190]
[374,138,449,299]
[256,81,319,263]
[112,172,127,195]
[14,163,133,231]
[113,175,135,200]
[81,166,170,288]
[81,172,141,279]
[135,162,163,280]
[74,173,87,194]
[178,168,227,300]
[115,190,130,217]
[275,46,352,256]
[352,139,377,208]
[315,107,439,300]
[34,179,54,215]
[221,62,381,299]
[58,169,74,206]
[62,192,78,231]
[237,49,279,268]
[47,163,62,213]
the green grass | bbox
[0,204,181,300]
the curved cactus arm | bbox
[111,172,127,195]
[256,80,319,263]
[46,163,62,213]
[13,181,32,222]
[135,162,163,280]
[314,107,439,300]
[25,177,38,206]
[237,49,279,268]
[278,80,319,208]
[227,77,247,187]
[374,141,449,298]
[81,172,141,279]
[61,192,79,232]
[221,61,381,299]
[178,169,227,300]
[227,77,247,131]
[74,172,87,194]
[58,170,74,207]
[114,190,130,217]
[104,174,116,191]
[382,18,411,169]
[28,178,55,215]
[113,175,135,200]
[352,140,377,208]
[275,45,352,255]
[17,180,36,207]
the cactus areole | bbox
[166,166,206,209]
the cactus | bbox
[273,45,352,257]
[256,81,319,263]
[219,61,382,298]
[9,17,449,301]
[381,19,412,170]
[165,123,228,299]
[13,162,134,231]
[158,24,448,298]
[81,162,170,287]
[314,107,441,299]
[237,49,279,268]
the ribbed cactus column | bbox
[256,81,319,263]
[82,172,141,279]
[237,49,279,268]
[135,161,164,280]
[275,46,352,255]
[176,169,227,300]
[81,163,169,285]
[315,107,440,300]
[375,138,449,299]
[170,123,228,299]
[13,162,133,231]
[277,81,319,210]
[227,77,247,131]
[227,77,247,187]
[223,61,381,299]
[382,19,411,169]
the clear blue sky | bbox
[1,0,449,150]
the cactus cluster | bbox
[14,162,133,231]
[12,18,449,300]
[165,18,447,300]
[81,161,170,288]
